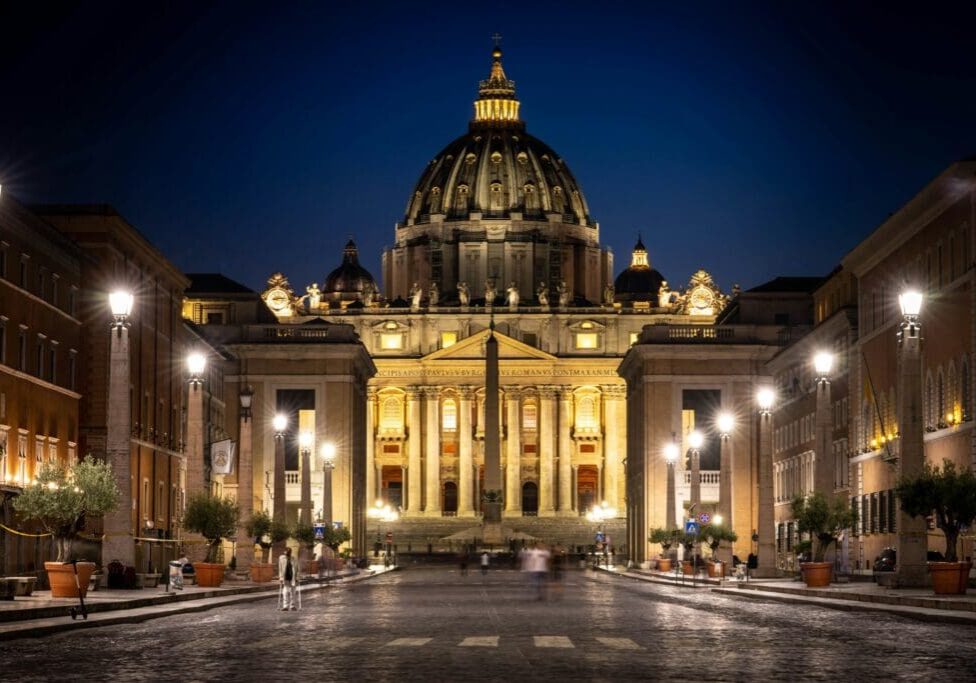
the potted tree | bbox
[244,511,288,583]
[896,459,976,595]
[680,532,700,575]
[321,525,352,577]
[648,528,678,571]
[293,522,319,574]
[701,524,738,577]
[182,493,240,588]
[791,491,854,587]
[12,456,120,598]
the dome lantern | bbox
[472,38,522,129]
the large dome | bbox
[401,46,592,228]
[403,129,593,226]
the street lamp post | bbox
[896,290,927,586]
[368,500,399,566]
[272,414,287,562]
[756,387,776,577]
[717,412,734,565]
[814,352,835,497]
[235,386,254,573]
[664,441,679,530]
[104,291,134,568]
[185,352,207,501]
[299,430,313,527]
[321,442,336,526]
[687,430,704,565]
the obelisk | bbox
[483,319,503,543]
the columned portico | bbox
[424,388,441,515]
[538,387,556,516]
[366,388,377,505]
[558,388,574,514]
[505,389,521,514]
[406,387,423,513]
[458,387,475,517]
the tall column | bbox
[538,388,556,515]
[897,308,928,586]
[406,387,423,514]
[235,390,254,572]
[756,408,776,577]
[424,388,441,515]
[718,431,733,564]
[273,429,286,562]
[299,441,312,526]
[665,461,677,529]
[505,389,521,514]
[690,448,701,510]
[104,322,134,567]
[815,374,834,495]
[186,381,205,501]
[366,388,376,506]
[601,386,624,510]
[557,388,574,514]
[458,387,475,517]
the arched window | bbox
[522,402,537,431]
[948,362,957,421]
[442,399,457,431]
[380,396,403,431]
[938,369,946,426]
[576,395,597,431]
[926,372,935,428]
[963,356,971,420]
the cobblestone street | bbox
[3,566,975,682]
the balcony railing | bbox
[682,470,721,485]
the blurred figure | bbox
[481,551,490,577]
[521,543,551,600]
[549,545,565,600]
[458,551,469,576]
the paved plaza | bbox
[2,565,976,681]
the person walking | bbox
[521,543,551,600]
[278,547,299,611]
[480,551,490,576]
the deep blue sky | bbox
[2,2,976,294]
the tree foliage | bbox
[700,523,738,553]
[12,456,120,561]
[183,494,240,563]
[322,525,351,552]
[245,510,289,562]
[791,491,854,563]
[896,459,976,563]
[648,527,679,552]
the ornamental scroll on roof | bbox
[677,269,728,317]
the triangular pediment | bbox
[423,329,556,362]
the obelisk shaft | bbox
[485,328,501,493]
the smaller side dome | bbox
[614,236,665,304]
[323,240,378,303]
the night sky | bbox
[2,2,976,295]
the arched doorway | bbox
[443,481,458,515]
[577,465,598,513]
[522,482,538,516]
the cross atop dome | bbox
[473,38,522,127]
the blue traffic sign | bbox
[684,520,700,535]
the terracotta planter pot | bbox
[45,561,96,598]
[929,561,972,595]
[657,558,672,572]
[800,561,832,587]
[707,561,723,578]
[249,562,274,583]
[681,560,695,575]
[194,562,226,588]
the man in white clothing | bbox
[278,547,299,610]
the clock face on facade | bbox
[690,286,714,312]
[266,288,290,312]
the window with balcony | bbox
[442,398,457,431]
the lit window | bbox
[629,332,639,346]
[441,332,457,349]
[381,333,403,350]
[380,396,403,431]
[576,396,598,431]
[442,399,457,431]
[575,333,598,349]
[523,403,537,430]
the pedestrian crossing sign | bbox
[684,520,699,535]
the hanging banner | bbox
[211,439,236,475]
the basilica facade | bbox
[188,45,731,551]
